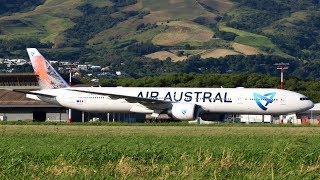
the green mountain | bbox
[0,0,320,78]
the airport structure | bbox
[0,73,143,122]
[0,73,67,121]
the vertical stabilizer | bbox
[27,48,69,89]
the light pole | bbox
[274,62,289,124]
[274,62,289,89]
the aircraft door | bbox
[237,94,244,105]
[237,94,248,112]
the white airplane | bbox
[21,48,314,121]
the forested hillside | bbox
[225,0,320,60]
[0,0,320,79]
[0,0,45,15]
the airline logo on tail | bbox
[27,48,69,89]
[253,92,276,111]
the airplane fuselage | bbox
[29,87,314,115]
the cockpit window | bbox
[300,97,310,101]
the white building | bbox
[78,65,88,71]
[239,115,272,123]
[90,66,102,71]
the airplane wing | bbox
[13,90,57,98]
[66,89,172,110]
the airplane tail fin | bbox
[27,48,69,89]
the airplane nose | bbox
[301,100,314,112]
[308,100,314,109]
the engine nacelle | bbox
[170,103,198,121]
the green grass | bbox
[219,26,275,48]
[43,17,74,43]
[152,21,214,46]
[142,0,211,20]
[0,124,320,179]
[32,14,75,43]
[263,11,308,35]
[44,0,70,6]
[89,0,113,7]
[88,25,167,49]
[0,0,85,43]
[0,19,40,39]
[38,0,83,18]
[219,25,292,57]
[0,15,74,43]
[133,26,167,42]
[142,0,169,10]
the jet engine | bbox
[169,103,199,120]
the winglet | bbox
[27,48,69,89]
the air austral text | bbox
[137,91,232,103]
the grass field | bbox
[0,124,320,179]
[219,25,291,58]
[0,0,85,43]
[262,11,308,36]
[145,51,187,61]
[219,25,276,49]
[88,24,167,48]
[197,0,234,13]
[152,21,214,46]
[142,0,214,21]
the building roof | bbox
[0,73,39,88]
